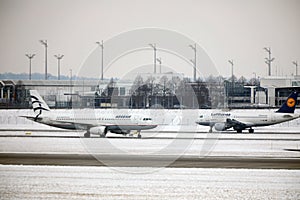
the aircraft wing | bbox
[226,118,248,130]
[58,120,115,130]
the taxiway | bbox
[0,130,299,169]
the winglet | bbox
[276,91,298,113]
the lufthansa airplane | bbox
[22,90,157,138]
[196,91,299,133]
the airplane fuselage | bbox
[196,110,300,131]
[28,112,157,131]
[26,90,157,138]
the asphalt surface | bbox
[0,152,300,169]
[0,130,299,169]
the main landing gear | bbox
[235,128,254,133]
[83,127,108,138]
[84,131,90,138]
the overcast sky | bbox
[0,0,299,80]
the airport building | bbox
[221,76,300,108]
[260,76,300,107]
[0,79,104,108]
[0,75,299,109]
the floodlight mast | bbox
[25,54,36,80]
[189,44,197,82]
[292,61,298,76]
[228,59,234,105]
[96,41,104,81]
[54,54,64,80]
[69,69,73,104]
[263,47,275,76]
[156,58,162,73]
[149,43,157,73]
[228,59,234,83]
[39,40,48,80]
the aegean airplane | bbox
[196,91,299,133]
[22,90,158,138]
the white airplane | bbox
[22,90,158,138]
[196,91,299,133]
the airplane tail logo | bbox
[276,91,298,113]
[287,98,296,108]
[29,90,50,120]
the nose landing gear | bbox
[209,126,213,133]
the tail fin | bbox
[276,91,298,113]
[29,90,50,118]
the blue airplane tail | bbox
[276,91,298,113]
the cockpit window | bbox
[199,115,203,118]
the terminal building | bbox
[222,76,300,108]
[0,79,104,108]
[0,75,299,109]
[260,76,300,107]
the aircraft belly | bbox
[46,121,77,130]
[197,122,211,126]
[235,116,271,127]
[108,124,157,131]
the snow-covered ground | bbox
[1,109,299,199]
[1,134,299,158]
[1,165,299,200]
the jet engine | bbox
[214,123,226,131]
[89,126,107,137]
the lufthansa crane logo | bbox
[287,98,296,108]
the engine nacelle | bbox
[214,123,226,131]
[89,126,106,136]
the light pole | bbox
[263,47,275,76]
[228,60,234,105]
[25,54,35,80]
[39,40,48,80]
[292,61,298,76]
[149,43,157,73]
[156,58,162,73]
[189,43,197,82]
[69,69,72,108]
[228,60,234,83]
[96,41,104,81]
[54,54,64,80]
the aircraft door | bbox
[132,115,139,125]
